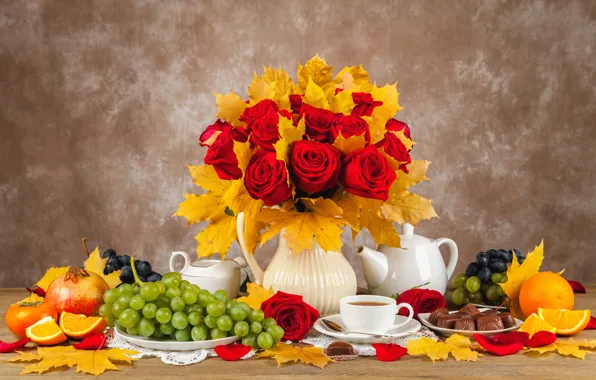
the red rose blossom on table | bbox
[247,111,281,151]
[260,292,320,341]
[289,140,341,193]
[339,145,396,201]
[376,132,411,173]
[330,114,371,143]
[239,99,279,123]
[301,104,336,142]
[385,118,411,139]
[244,150,292,206]
[204,128,242,180]
[395,288,446,318]
[351,92,383,117]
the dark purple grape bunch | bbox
[101,249,162,284]
[451,249,524,307]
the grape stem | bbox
[130,256,145,286]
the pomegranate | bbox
[45,268,109,316]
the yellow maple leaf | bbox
[35,266,69,291]
[256,343,333,369]
[500,240,545,319]
[361,115,387,144]
[248,73,276,105]
[12,293,45,306]
[370,83,402,124]
[297,54,334,98]
[332,133,366,154]
[236,282,274,309]
[233,140,252,173]
[406,335,481,362]
[84,247,121,289]
[222,180,263,254]
[258,198,348,254]
[523,339,596,359]
[195,212,237,259]
[213,91,248,127]
[334,65,373,92]
[303,77,329,110]
[262,66,295,110]
[9,346,138,376]
[330,88,356,115]
[273,117,305,162]
[174,193,226,225]
[188,165,231,195]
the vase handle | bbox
[236,212,265,285]
[435,238,458,280]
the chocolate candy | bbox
[452,311,473,319]
[436,314,461,329]
[324,341,358,361]
[458,304,481,316]
[476,315,504,331]
[454,318,475,331]
[498,312,517,328]
[429,308,449,325]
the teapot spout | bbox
[356,246,389,289]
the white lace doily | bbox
[301,326,438,356]
[105,334,254,366]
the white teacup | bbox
[339,295,414,335]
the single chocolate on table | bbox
[324,341,358,361]
[429,308,449,325]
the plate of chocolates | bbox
[418,304,522,337]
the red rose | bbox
[239,99,279,123]
[385,118,411,139]
[204,129,242,180]
[351,92,383,117]
[289,94,303,114]
[339,145,396,200]
[289,140,341,193]
[301,104,336,142]
[330,114,371,142]
[199,120,248,146]
[396,288,446,318]
[376,132,411,173]
[244,150,292,206]
[247,111,280,151]
[261,292,320,341]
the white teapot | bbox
[169,251,247,298]
[357,223,458,296]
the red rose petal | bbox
[567,280,586,293]
[372,343,407,362]
[584,316,596,330]
[526,331,557,348]
[492,332,530,346]
[26,285,46,297]
[474,334,524,356]
[214,343,252,361]
[0,338,31,353]
[73,333,107,350]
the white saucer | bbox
[418,309,522,337]
[114,327,240,351]
[313,314,421,344]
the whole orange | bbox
[519,272,574,317]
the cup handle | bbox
[391,303,415,330]
[170,251,191,274]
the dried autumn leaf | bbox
[83,248,121,289]
[523,339,596,359]
[233,140,252,173]
[334,65,373,92]
[501,240,545,319]
[273,117,306,162]
[236,282,274,309]
[361,115,387,144]
[195,213,237,259]
[406,335,481,362]
[9,346,138,376]
[174,193,226,225]
[303,77,329,110]
[297,54,334,97]
[223,180,263,254]
[258,198,348,254]
[12,293,45,306]
[262,66,295,110]
[213,91,248,127]
[188,165,231,195]
[256,343,333,369]
[330,88,356,115]
[370,83,402,124]
[35,267,69,292]
[248,73,276,105]
[332,133,366,154]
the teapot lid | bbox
[399,223,433,248]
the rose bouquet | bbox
[175,55,437,257]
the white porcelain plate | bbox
[313,314,421,344]
[418,309,523,337]
[114,327,240,351]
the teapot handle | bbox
[435,238,458,280]
[236,212,265,285]
[170,251,191,274]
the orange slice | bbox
[25,316,68,345]
[519,313,557,337]
[59,311,107,339]
[537,308,591,336]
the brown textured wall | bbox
[1,0,595,288]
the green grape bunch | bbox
[100,257,284,350]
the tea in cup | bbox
[339,295,414,335]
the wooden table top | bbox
[1,288,595,379]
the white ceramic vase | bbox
[237,212,357,316]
